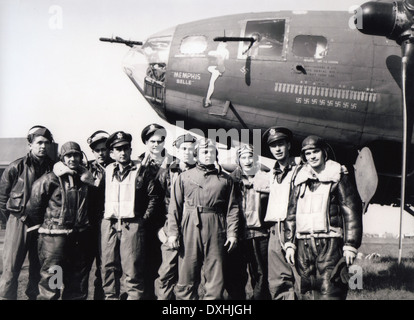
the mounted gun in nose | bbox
[99,36,143,47]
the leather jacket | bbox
[87,159,113,225]
[135,152,167,229]
[284,160,363,251]
[0,153,54,220]
[25,162,94,234]
[230,166,270,239]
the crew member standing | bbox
[138,123,173,299]
[25,141,95,300]
[86,130,113,300]
[0,125,55,300]
[229,144,271,300]
[285,135,363,300]
[263,127,300,300]
[167,138,239,300]
[101,131,161,300]
[154,133,197,300]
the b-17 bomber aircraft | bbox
[100,0,414,230]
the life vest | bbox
[104,163,139,219]
[264,169,294,222]
[296,182,331,234]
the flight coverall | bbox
[154,160,195,300]
[168,164,239,300]
[0,153,54,300]
[284,160,363,300]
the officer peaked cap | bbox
[106,131,132,149]
[87,130,109,150]
[262,127,292,145]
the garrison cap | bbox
[173,133,197,148]
[262,127,292,145]
[27,125,54,143]
[141,123,166,143]
[87,130,109,150]
[106,131,132,149]
[61,141,82,158]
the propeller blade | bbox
[357,0,414,263]
[398,40,414,263]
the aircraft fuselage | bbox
[125,11,406,148]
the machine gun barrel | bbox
[99,37,143,47]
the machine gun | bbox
[99,36,142,47]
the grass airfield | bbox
[0,230,413,300]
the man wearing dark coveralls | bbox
[154,133,197,300]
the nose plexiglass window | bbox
[123,34,173,106]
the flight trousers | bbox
[0,215,40,300]
[101,218,146,300]
[87,221,104,300]
[175,211,225,300]
[154,239,179,300]
[268,222,297,300]
[244,235,271,300]
[296,237,348,300]
[37,230,93,300]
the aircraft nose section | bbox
[122,29,174,121]
[355,1,396,37]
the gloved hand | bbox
[344,249,356,266]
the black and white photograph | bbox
[0,0,413,304]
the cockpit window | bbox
[180,36,208,54]
[239,19,287,60]
[141,36,172,64]
[293,35,328,59]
